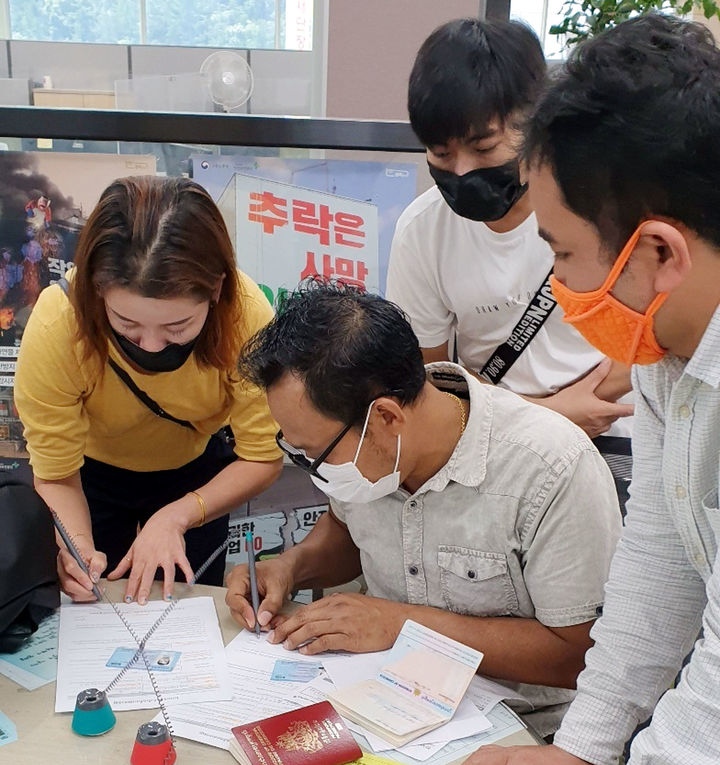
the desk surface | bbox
[0,581,537,764]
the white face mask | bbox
[310,401,401,503]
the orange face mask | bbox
[550,224,668,366]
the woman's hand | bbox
[107,499,196,604]
[34,473,106,602]
[57,534,107,602]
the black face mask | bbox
[111,329,197,373]
[428,159,528,222]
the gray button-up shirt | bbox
[555,307,720,765]
[331,363,622,736]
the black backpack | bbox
[0,478,60,652]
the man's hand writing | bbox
[226,556,296,631]
[268,592,408,654]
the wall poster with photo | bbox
[0,152,156,476]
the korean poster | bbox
[191,155,418,300]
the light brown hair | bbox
[70,175,244,370]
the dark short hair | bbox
[239,280,427,426]
[524,14,720,254]
[408,18,546,148]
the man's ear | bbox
[372,397,405,434]
[638,220,692,294]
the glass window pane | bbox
[511,0,567,58]
[145,0,312,50]
[510,0,545,40]
[9,0,141,44]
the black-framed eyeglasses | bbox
[275,389,404,483]
[276,423,353,483]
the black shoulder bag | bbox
[0,478,60,652]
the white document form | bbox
[354,698,491,752]
[164,630,323,749]
[0,612,58,690]
[55,597,230,712]
[464,675,530,715]
[365,704,527,765]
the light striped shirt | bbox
[554,305,720,765]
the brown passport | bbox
[229,701,363,765]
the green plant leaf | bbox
[548,0,720,46]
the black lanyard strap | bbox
[57,276,196,431]
[479,268,556,385]
[106,358,196,431]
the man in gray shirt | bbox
[465,14,720,765]
[226,281,620,737]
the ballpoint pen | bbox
[51,509,104,601]
[245,530,261,637]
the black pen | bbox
[245,530,261,637]
[51,509,104,601]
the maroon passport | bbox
[229,701,363,765]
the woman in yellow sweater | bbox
[14,176,282,605]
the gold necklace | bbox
[443,391,467,434]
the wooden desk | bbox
[0,581,538,763]
[32,88,115,109]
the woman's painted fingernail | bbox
[125,596,132,603]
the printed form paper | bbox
[465,674,530,715]
[55,597,230,712]
[371,704,527,765]
[0,611,58,690]
[163,630,323,749]
[0,710,17,748]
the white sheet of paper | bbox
[164,630,323,749]
[355,698,492,751]
[376,739,446,761]
[353,704,527,765]
[465,675,531,715]
[0,612,58,690]
[55,597,230,712]
[0,709,18,747]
